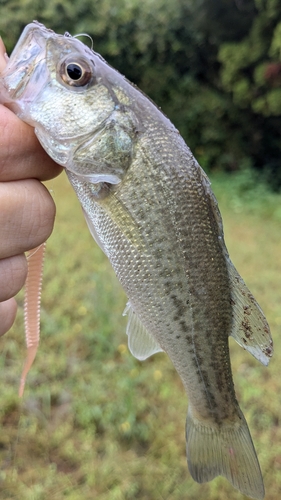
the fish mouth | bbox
[0,22,56,116]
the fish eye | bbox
[66,63,83,80]
[59,57,93,87]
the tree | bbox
[0,0,281,187]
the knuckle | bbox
[0,299,17,336]
[23,180,56,246]
[0,254,27,301]
[36,184,56,239]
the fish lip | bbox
[0,22,62,107]
[0,23,50,105]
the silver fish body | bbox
[0,22,273,499]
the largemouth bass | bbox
[0,22,273,499]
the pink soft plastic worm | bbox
[18,242,46,397]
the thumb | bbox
[0,37,9,73]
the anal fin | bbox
[123,302,163,360]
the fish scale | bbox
[0,22,273,499]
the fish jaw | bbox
[0,22,52,119]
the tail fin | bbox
[186,408,264,500]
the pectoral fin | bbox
[82,209,107,255]
[228,261,273,366]
[123,302,163,360]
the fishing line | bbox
[73,33,94,50]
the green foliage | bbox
[1,174,281,499]
[218,7,277,111]
[216,0,281,187]
[211,168,281,220]
[0,0,281,186]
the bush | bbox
[0,0,281,188]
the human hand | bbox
[0,37,62,336]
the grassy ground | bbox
[0,170,281,500]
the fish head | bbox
[0,22,139,184]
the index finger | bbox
[0,105,63,181]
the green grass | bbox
[0,170,281,499]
